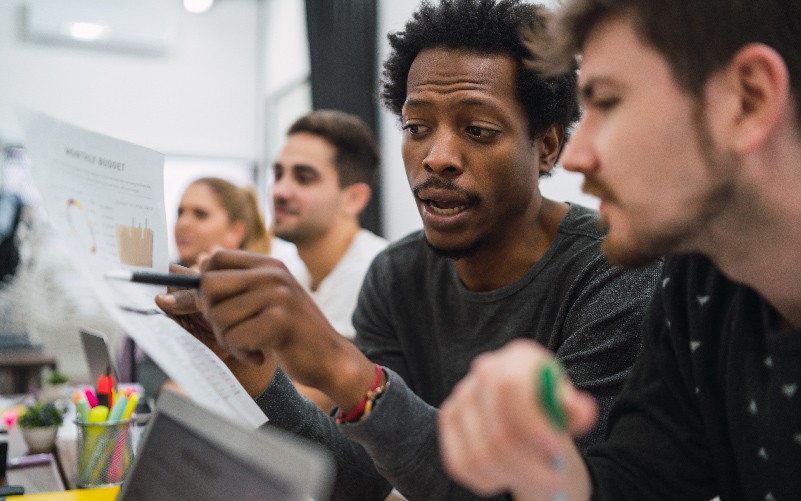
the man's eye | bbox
[465,126,499,139]
[593,97,619,110]
[402,123,424,135]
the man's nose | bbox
[561,119,598,175]
[423,130,463,177]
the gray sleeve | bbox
[254,368,393,501]
[341,369,508,501]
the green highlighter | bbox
[539,359,568,501]
[538,359,567,431]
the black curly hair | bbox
[381,0,580,140]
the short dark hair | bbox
[380,0,580,140]
[533,0,801,125]
[287,109,380,187]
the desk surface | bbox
[0,351,58,394]
[7,486,119,500]
[4,424,66,494]
[0,351,57,368]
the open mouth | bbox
[425,199,470,216]
[415,182,478,218]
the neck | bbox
[710,220,801,327]
[700,142,801,327]
[297,221,360,291]
[453,199,568,291]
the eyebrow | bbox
[279,164,322,180]
[578,76,619,102]
[294,164,319,174]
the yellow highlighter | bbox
[88,405,109,423]
[122,393,139,420]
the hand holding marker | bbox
[539,359,567,501]
[539,359,567,430]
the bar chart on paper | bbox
[116,219,154,267]
[24,111,170,313]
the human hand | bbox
[198,250,371,406]
[193,245,224,272]
[438,339,597,500]
[155,263,275,397]
[155,263,215,346]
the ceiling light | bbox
[67,21,109,41]
[183,0,214,14]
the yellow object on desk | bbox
[7,485,119,500]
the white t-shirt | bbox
[295,229,388,339]
[269,237,307,279]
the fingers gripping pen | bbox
[538,360,567,501]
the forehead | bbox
[404,47,520,112]
[277,133,338,175]
[182,183,222,207]
[578,14,674,98]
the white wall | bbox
[0,0,260,159]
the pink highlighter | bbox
[84,387,99,408]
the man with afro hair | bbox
[158,0,661,499]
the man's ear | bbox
[341,182,372,217]
[710,43,790,154]
[537,124,565,176]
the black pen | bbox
[104,269,201,288]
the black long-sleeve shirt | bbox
[587,254,801,500]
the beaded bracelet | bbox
[336,364,388,424]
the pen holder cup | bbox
[75,419,134,488]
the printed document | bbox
[23,111,267,428]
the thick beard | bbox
[601,232,674,268]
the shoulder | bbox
[353,229,390,255]
[558,203,606,241]
[269,237,308,280]
[659,254,745,309]
[549,204,663,294]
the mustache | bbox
[581,176,617,203]
[412,177,481,204]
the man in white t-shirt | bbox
[272,110,388,410]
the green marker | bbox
[538,359,568,501]
[538,359,567,430]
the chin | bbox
[601,241,655,268]
[423,235,482,260]
[601,231,666,268]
